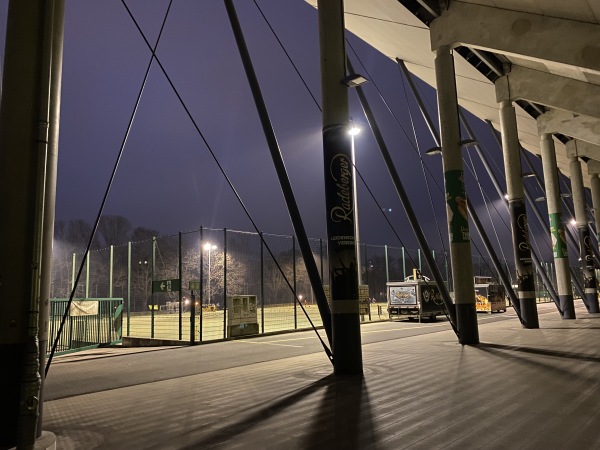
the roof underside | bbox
[305,0,600,188]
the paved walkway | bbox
[43,302,600,449]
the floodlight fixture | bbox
[348,119,361,136]
[342,73,369,88]
[459,139,478,148]
[535,196,546,202]
[522,172,536,178]
[425,146,442,156]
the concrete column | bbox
[434,46,478,344]
[540,134,575,318]
[568,147,600,312]
[499,100,539,328]
[0,1,60,447]
[590,173,600,251]
[317,0,362,374]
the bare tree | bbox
[98,215,132,246]
[131,226,160,242]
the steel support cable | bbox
[398,69,450,271]
[224,0,334,355]
[253,0,458,335]
[46,0,175,375]
[346,59,459,333]
[459,116,512,271]
[252,4,422,266]
[393,60,523,320]
[462,140,514,286]
[252,0,321,111]
[351,47,518,326]
[119,1,334,360]
[251,8,446,302]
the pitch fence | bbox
[50,227,560,344]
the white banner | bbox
[70,300,99,316]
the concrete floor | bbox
[42,302,600,449]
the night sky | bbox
[0,0,558,263]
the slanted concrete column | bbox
[567,141,600,312]
[434,45,478,344]
[498,99,539,328]
[540,133,575,318]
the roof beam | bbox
[430,1,600,73]
[587,159,600,176]
[537,110,600,146]
[566,139,600,162]
[495,66,600,119]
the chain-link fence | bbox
[51,227,562,345]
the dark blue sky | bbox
[1,0,558,263]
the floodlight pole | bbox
[317,0,363,374]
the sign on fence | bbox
[152,279,181,293]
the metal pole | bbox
[293,235,297,329]
[384,245,389,283]
[434,46,478,342]
[317,0,362,373]
[206,246,212,306]
[127,241,131,336]
[568,148,600,312]
[85,252,90,299]
[499,99,539,328]
[540,134,575,318]
[402,247,406,280]
[109,245,114,299]
[71,253,76,291]
[225,0,334,349]
[178,231,182,341]
[199,227,204,342]
[260,232,265,334]
[352,132,362,285]
[151,237,156,338]
[223,228,227,339]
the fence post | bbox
[199,226,204,342]
[293,235,297,329]
[260,232,265,334]
[223,228,227,339]
[71,252,76,292]
[127,241,131,336]
[178,231,182,341]
[151,237,156,339]
[85,251,90,298]
[109,245,114,298]
[319,238,324,281]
